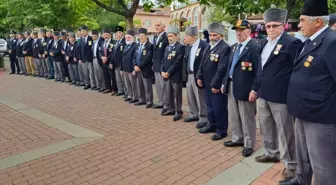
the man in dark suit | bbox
[196,23,230,141]
[50,31,65,82]
[65,33,80,85]
[32,31,41,77]
[122,30,138,103]
[7,30,20,74]
[222,20,259,157]
[38,29,49,78]
[60,31,71,83]
[111,26,126,97]
[78,25,94,90]
[91,30,104,91]
[133,28,154,108]
[254,8,302,179]
[46,30,55,79]
[100,28,116,94]
[182,26,209,128]
[280,1,336,185]
[22,31,35,76]
[152,20,169,109]
[16,33,26,75]
[161,26,185,121]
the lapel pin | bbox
[313,42,316,45]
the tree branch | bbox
[91,0,126,16]
[117,0,128,11]
[129,0,140,16]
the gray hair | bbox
[309,16,330,25]
[156,20,166,27]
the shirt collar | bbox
[170,41,177,47]
[309,25,328,41]
[238,37,251,48]
[191,39,200,47]
[211,39,221,49]
[158,32,165,38]
[267,32,283,43]
[140,41,146,46]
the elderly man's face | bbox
[17,34,23,39]
[139,33,147,43]
[298,15,324,37]
[155,22,165,33]
[116,31,124,40]
[10,34,15,38]
[265,21,284,40]
[236,28,251,43]
[125,34,134,42]
[46,32,52,38]
[81,30,88,37]
[167,33,179,44]
[103,33,111,40]
[209,32,222,45]
[69,37,75,42]
[183,35,195,45]
[24,33,30,39]
[92,35,98,41]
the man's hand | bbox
[61,51,65,55]
[248,91,258,102]
[197,79,203,87]
[65,56,69,61]
[8,50,11,53]
[132,71,136,76]
[162,72,169,79]
[212,88,220,94]
[23,51,27,54]
[74,58,77,62]
[50,52,54,56]
[38,54,42,58]
[109,64,113,69]
[79,60,83,64]
[101,57,107,64]
[134,66,140,72]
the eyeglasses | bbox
[265,24,283,29]
[209,34,219,37]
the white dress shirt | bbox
[210,39,221,50]
[309,25,328,41]
[261,33,283,69]
[93,40,98,57]
[189,39,200,72]
[237,37,251,55]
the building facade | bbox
[134,6,171,33]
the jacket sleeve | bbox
[161,48,168,72]
[196,48,210,80]
[138,44,153,69]
[325,39,336,82]
[167,45,185,75]
[210,45,231,89]
[288,39,302,64]
[251,44,261,92]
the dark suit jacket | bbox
[153,32,169,72]
[121,42,137,72]
[61,39,68,57]
[91,39,104,65]
[22,37,33,57]
[257,33,302,104]
[287,28,336,125]
[99,39,115,65]
[133,42,154,79]
[47,38,54,57]
[38,37,48,57]
[78,35,93,62]
[222,39,260,101]
[32,39,40,58]
[161,41,185,83]
[65,41,79,64]
[182,39,210,84]
[16,39,24,57]
[197,40,231,90]
[50,39,64,62]
[111,37,126,68]
[8,38,17,56]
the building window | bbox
[192,8,198,27]
[144,20,151,27]
[187,10,192,22]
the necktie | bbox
[229,44,243,77]
[104,42,108,56]
[168,45,172,52]
[301,39,311,54]
[136,44,143,65]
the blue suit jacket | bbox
[222,39,260,101]
[256,33,302,104]
[287,28,336,125]
[133,42,154,79]
[161,41,185,83]
[153,32,169,72]
[78,35,93,62]
[121,42,137,72]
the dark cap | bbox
[61,31,67,37]
[102,28,112,34]
[115,26,124,32]
[24,31,31,35]
[10,30,16,34]
[81,25,89,31]
[302,0,328,17]
[69,32,76,38]
[232,20,251,30]
[78,27,82,31]
[138,28,148,35]
[92,30,99,35]
[32,31,38,36]
[126,30,135,37]
[53,31,60,36]
[330,13,336,25]
[17,32,23,35]
[39,29,46,33]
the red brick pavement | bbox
[0,104,72,159]
[0,70,279,185]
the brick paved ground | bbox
[0,61,286,185]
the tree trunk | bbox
[126,16,134,30]
[286,0,296,20]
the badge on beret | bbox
[88,41,92,46]
[274,44,282,55]
[159,42,162,48]
[196,48,201,56]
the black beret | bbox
[302,0,328,16]
[126,30,135,37]
[92,30,99,35]
[69,32,76,38]
[81,25,89,31]
[138,28,148,35]
[39,29,46,33]
[115,26,124,32]
[102,28,112,34]
[330,13,336,25]
[53,31,60,36]
[60,31,67,36]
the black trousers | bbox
[102,64,117,91]
[9,53,20,73]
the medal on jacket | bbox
[88,41,92,46]
[43,42,46,46]
[274,44,282,55]
[120,45,123,51]
[143,49,147,56]
[304,55,314,67]
[196,48,201,56]
[171,51,176,57]
[159,42,162,48]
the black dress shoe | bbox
[9,72,15,74]
[103,89,112,94]
[116,92,125,96]
[184,117,199,122]
[98,89,105,93]
[91,86,97,90]
[129,99,138,103]
[124,98,132,102]
[84,85,91,90]
[173,114,183,121]
[279,178,300,185]
[196,121,208,129]
[224,141,244,147]
[69,83,76,85]
[134,102,146,106]
[153,104,164,109]
[199,124,216,134]
[80,83,85,86]
[123,95,128,99]
[161,111,175,116]
[60,80,65,83]
[54,79,60,82]
[242,148,253,157]
[146,104,153,108]
[211,133,227,141]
